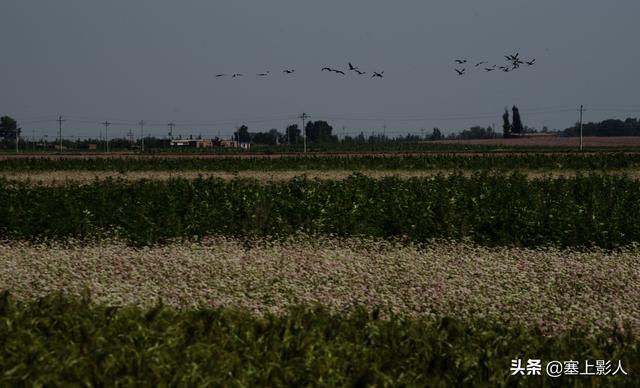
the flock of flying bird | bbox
[453,52,535,75]
[215,62,384,79]
[214,54,535,79]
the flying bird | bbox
[525,59,536,66]
[257,71,270,76]
[372,71,384,78]
[484,67,495,72]
[455,68,465,75]
[333,69,346,75]
[348,62,359,71]
[455,59,467,64]
[283,69,295,74]
[232,73,243,78]
[355,69,366,75]
[321,67,333,72]
[475,61,487,67]
[215,74,225,77]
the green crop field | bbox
[1,153,639,385]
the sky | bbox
[2,0,640,140]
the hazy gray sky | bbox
[2,0,640,140]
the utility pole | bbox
[578,105,584,151]
[102,121,111,153]
[167,122,175,149]
[32,129,35,153]
[139,120,145,152]
[299,113,310,153]
[57,116,65,153]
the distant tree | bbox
[235,125,250,143]
[511,106,523,134]
[458,126,497,140]
[430,127,443,141]
[0,116,20,140]
[285,124,300,145]
[502,108,511,138]
[305,120,337,143]
[251,130,279,145]
[562,117,640,137]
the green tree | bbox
[235,125,250,143]
[430,127,443,141]
[285,124,300,145]
[502,108,511,138]
[0,116,20,140]
[511,106,523,134]
[305,121,337,143]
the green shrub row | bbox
[2,152,640,171]
[0,292,637,387]
[1,173,639,247]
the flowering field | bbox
[1,238,638,336]
[2,152,640,171]
[2,169,640,185]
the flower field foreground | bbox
[1,238,638,336]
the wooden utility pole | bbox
[102,121,111,153]
[139,120,145,152]
[579,105,584,151]
[57,116,65,153]
[299,113,310,153]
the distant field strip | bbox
[5,169,640,184]
[2,152,640,171]
[2,174,640,247]
[1,238,638,336]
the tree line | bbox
[3,111,640,149]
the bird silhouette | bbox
[283,69,295,74]
[372,71,384,78]
[321,67,332,72]
[455,68,465,75]
[333,69,346,75]
[455,59,467,64]
[232,73,243,78]
[484,67,495,72]
[475,61,487,67]
[215,74,225,77]
[348,62,359,71]
[257,71,270,76]
[525,59,536,66]
[355,69,366,75]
